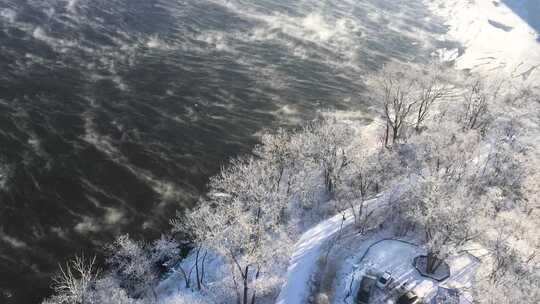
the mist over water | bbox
[0,0,452,302]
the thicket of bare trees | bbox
[44,256,100,304]
[173,156,294,304]
[373,64,450,148]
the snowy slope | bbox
[275,207,356,304]
[429,0,540,83]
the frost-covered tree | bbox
[254,128,298,192]
[161,292,211,304]
[176,156,292,304]
[150,235,181,271]
[374,67,419,147]
[337,146,381,233]
[411,66,451,132]
[473,244,539,304]
[403,174,480,274]
[106,235,159,299]
[457,80,495,134]
[471,214,540,304]
[301,117,354,194]
[86,277,137,304]
[44,255,100,304]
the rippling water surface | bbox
[0,0,453,302]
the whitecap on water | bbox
[146,35,172,50]
[32,27,48,41]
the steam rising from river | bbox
[0,0,455,302]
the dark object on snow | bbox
[413,256,450,281]
[430,287,460,304]
[488,19,514,32]
[356,275,376,304]
[398,291,423,304]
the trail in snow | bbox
[275,195,384,304]
[276,187,404,304]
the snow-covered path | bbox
[275,197,379,304]
[275,189,401,304]
[275,208,356,304]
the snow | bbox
[332,237,480,304]
[443,254,481,303]
[277,185,480,304]
[429,0,540,83]
[276,185,409,304]
[275,206,356,304]
[275,195,381,304]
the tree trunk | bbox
[195,246,201,290]
[384,121,390,149]
[200,249,208,288]
[250,266,260,304]
[426,252,440,274]
[325,167,333,194]
[243,265,250,304]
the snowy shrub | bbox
[106,235,158,299]
[161,291,211,304]
[314,293,330,304]
[44,255,100,304]
[86,277,138,304]
[150,235,181,272]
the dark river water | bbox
[0,0,454,302]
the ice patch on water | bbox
[429,0,540,83]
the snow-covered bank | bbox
[430,0,540,83]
